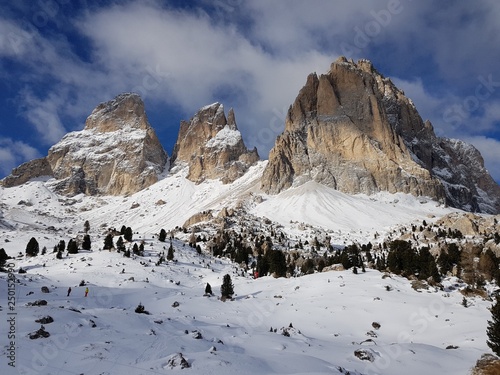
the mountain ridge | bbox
[2,57,500,213]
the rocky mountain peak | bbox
[261,57,500,214]
[171,103,259,184]
[1,93,168,196]
[84,93,150,132]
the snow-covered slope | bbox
[0,161,455,239]
[0,239,491,375]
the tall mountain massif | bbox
[2,57,499,214]
[261,57,500,214]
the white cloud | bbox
[19,90,68,145]
[0,137,40,176]
[76,2,334,154]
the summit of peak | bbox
[84,92,150,133]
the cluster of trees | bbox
[383,240,441,282]
[255,249,288,278]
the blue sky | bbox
[1,0,500,182]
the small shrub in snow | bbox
[135,303,150,315]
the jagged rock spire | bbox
[171,103,259,184]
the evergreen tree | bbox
[487,294,500,356]
[124,227,133,242]
[133,243,140,255]
[139,242,145,255]
[82,234,91,251]
[0,248,9,271]
[116,236,125,252]
[67,239,79,254]
[57,240,66,252]
[461,250,477,286]
[159,229,167,242]
[257,253,270,276]
[56,250,63,259]
[84,220,90,234]
[462,297,469,308]
[205,283,213,295]
[26,237,39,257]
[103,234,114,250]
[478,249,499,281]
[120,225,127,235]
[266,249,287,278]
[167,243,174,261]
[220,274,234,298]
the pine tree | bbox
[220,274,234,299]
[0,248,9,271]
[67,239,79,254]
[116,236,125,252]
[266,249,287,277]
[82,234,91,250]
[461,250,477,287]
[487,294,500,356]
[167,243,174,261]
[124,227,133,242]
[103,234,114,250]
[57,240,66,252]
[159,229,167,242]
[133,243,140,255]
[84,220,90,234]
[26,237,39,257]
[205,283,213,295]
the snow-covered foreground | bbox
[0,242,490,375]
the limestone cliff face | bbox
[261,57,500,214]
[171,103,259,183]
[2,93,168,196]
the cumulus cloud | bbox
[0,137,40,176]
[77,1,333,153]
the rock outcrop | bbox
[171,103,259,183]
[1,93,168,196]
[261,57,500,214]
